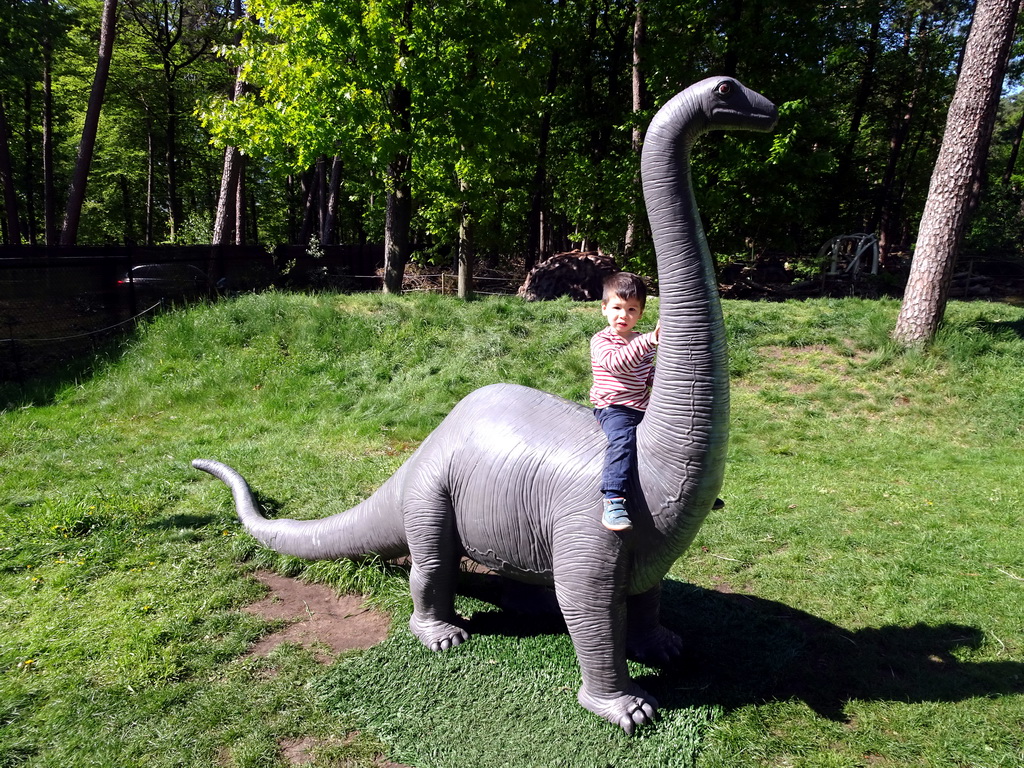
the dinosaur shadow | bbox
[456,573,1024,722]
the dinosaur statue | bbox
[193,76,777,733]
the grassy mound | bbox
[2,292,1022,767]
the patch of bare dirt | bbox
[277,734,410,768]
[278,736,323,766]
[760,344,871,372]
[242,571,391,662]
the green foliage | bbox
[3,0,1024,271]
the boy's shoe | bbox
[602,498,633,531]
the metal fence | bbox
[0,244,383,384]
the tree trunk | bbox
[321,155,342,246]
[527,49,560,272]
[22,81,37,244]
[298,165,320,245]
[248,180,258,245]
[42,0,57,245]
[145,124,155,245]
[234,155,246,245]
[868,17,927,260]
[120,174,134,244]
[623,0,646,260]
[457,176,473,299]
[214,38,247,246]
[0,95,21,245]
[315,155,327,239]
[1001,106,1024,183]
[382,0,414,294]
[163,59,181,242]
[212,146,240,246]
[893,0,1021,346]
[382,157,411,294]
[721,0,744,78]
[286,174,297,243]
[829,1,881,231]
[61,0,118,245]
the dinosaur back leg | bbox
[626,583,685,664]
[404,477,468,652]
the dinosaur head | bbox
[700,76,778,134]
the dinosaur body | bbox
[195,77,778,733]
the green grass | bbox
[2,292,1022,767]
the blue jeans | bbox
[594,405,645,499]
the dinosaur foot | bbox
[409,614,469,652]
[627,624,684,665]
[578,682,659,735]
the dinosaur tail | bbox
[192,458,409,561]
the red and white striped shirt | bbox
[589,327,657,410]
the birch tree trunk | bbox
[892,0,1021,346]
[457,178,473,299]
[210,66,244,246]
[214,0,246,247]
[212,146,241,246]
[61,0,118,245]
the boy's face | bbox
[601,292,644,338]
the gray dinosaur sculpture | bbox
[193,76,777,734]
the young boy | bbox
[590,272,659,531]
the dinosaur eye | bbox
[716,81,732,96]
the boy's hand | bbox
[652,320,661,344]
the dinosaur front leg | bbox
[553,537,658,734]
[404,486,468,652]
[627,583,684,664]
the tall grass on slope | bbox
[1,293,1022,768]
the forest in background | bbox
[2,0,1024,281]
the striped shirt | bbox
[589,327,657,410]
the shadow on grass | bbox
[652,580,1024,721]
[976,316,1024,339]
[457,573,1023,723]
[145,513,219,530]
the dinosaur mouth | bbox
[749,106,780,132]
[716,104,779,133]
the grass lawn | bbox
[1,291,1022,767]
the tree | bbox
[41,0,60,245]
[622,0,647,262]
[892,0,1022,346]
[122,0,226,242]
[61,0,119,246]
[380,0,413,294]
[0,94,20,244]
[203,0,544,287]
[213,0,247,247]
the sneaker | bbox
[602,498,633,531]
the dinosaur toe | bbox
[409,614,469,652]
[578,683,659,735]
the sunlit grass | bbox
[1,292,1022,767]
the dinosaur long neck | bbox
[636,92,729,536]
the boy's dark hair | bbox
[602,272,647,307]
